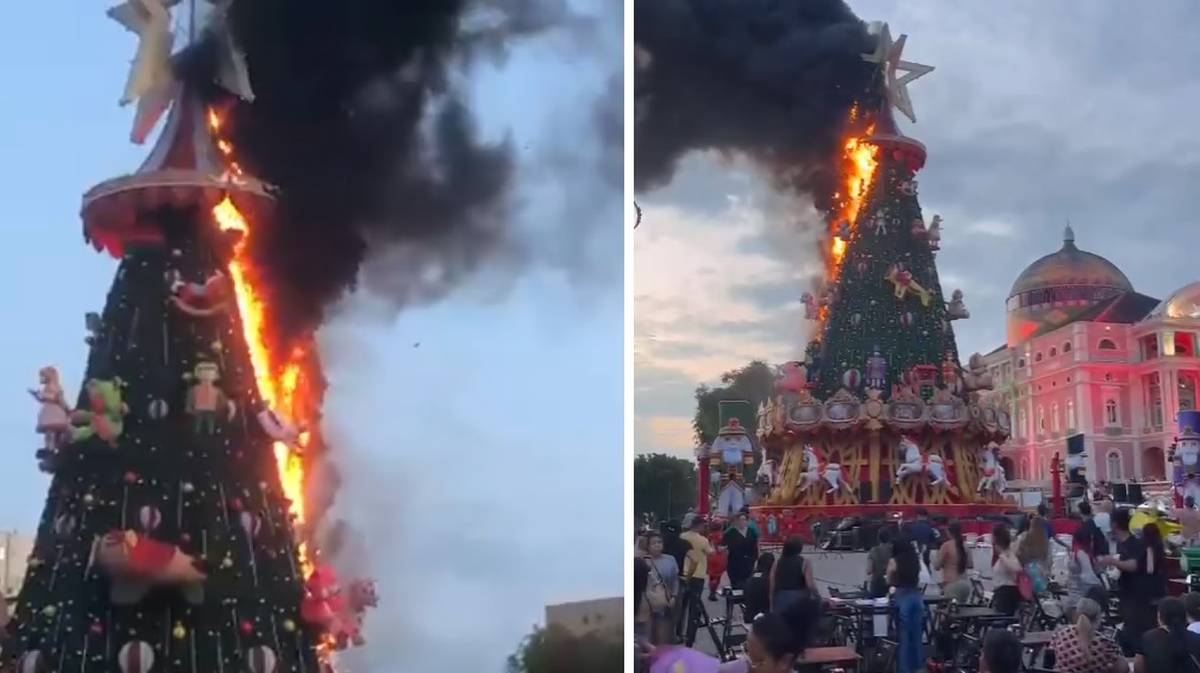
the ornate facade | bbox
[980,227,1200,483]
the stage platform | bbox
[750,503,1023,544]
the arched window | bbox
[1018,358,1026,368]
[1052,403,1060,432]
[1017,409,1026,438]
[1035,352,1044,362]
[1063,342,1072,353]
[1067,400,1076,430]
[1049,347,1057,357]
[1105,398,1118,425]
[1107,451,1123,480]
[1038,406,1046,432]
[1098,339,1117,350]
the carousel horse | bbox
[895,436,949,487]
[977,446,1007,495]
[799,444,847,495]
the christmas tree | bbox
[811,24,967,400]
[0,6,364,673]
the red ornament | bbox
[240,620,254,636]
[842,369,862,389]
[180,533,191,543]
[231,498,244,512]
[123,471,138,484]
[900,311,914,328]
[90,622,104,635]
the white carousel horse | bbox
[756,456,778,488]
[977,447,1007,495]
[895,436,949,487]
[799,445,847,495]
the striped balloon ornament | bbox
[17,650,47,673]
[118,640,154,673]
[246,645,278,673]
[239,511,262,539]
[137,505,162,532]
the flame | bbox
[208,111,314,573]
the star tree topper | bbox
[862,22,935,123]
[108,0,254,144]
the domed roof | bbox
[1008,226,1133,298]
[1146,281,1200,320]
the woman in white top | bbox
[991,524,1023,615]
[1065,524,1102,614]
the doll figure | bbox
[31,366,71,470]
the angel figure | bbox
[927,215,943,250]
[946,289,969,320]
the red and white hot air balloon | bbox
[137,505,162,532]
[238,511,261,540]
[118,640,154,673]
[17,649,47,673]
[246,645,278,673]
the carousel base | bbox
[749,502,1018,545]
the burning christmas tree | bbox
[755,24,1011,520]
[2,3,373,673]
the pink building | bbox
[980,226,1200,483]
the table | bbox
[948,606,1004,620]
[1021,630,1056,667]
[794,646,860,671]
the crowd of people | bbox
[634,494,1200,673]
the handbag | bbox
[1016,569,1035,602]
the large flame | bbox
[816,112,879,324]
[208,110,314,571]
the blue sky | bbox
[0,2,622,672]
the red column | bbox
[698,458,710,515]
[1051,452,1063,517]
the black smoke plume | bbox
[181,0,580,347]
[634,0,881,211]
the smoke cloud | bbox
[634,0,881,211]
[181,0,604,348]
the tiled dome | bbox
[1008,226,1133,299]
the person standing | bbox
[866,528,894,598]
[742,552,774,621]
[933,522,972,603]
[1172,496,1200,548]
[678,517,713,645]
[769,535,816,613]
[991,524,1023,615]
[681,507,697,531]
[1065,525,1103,616]
[1098,508,1153,656]
[643,532,680,645]
[1077,500,1110,557]
[904,508,938,565]
[887,534,927,673]
[1017,514,1052,595]
[722,512,758,590]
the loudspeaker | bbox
[1128,483,1143,503]
[1113,482,1129,502]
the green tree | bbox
[692,360,776,444]
[633,454,697,523]
[813,113,960,399]
[506,626,623,673]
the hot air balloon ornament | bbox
[16,649,48,673]
[117,640,154,673]
[239,510,262,585]
[95,529,206,605]
[246,645,278,673]
[137,505,161,533]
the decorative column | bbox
[695,444,711,515]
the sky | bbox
[635,0,1200,457]
[0,2,621,672]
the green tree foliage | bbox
[634,454,697,522]
[691,360,776,444]
[813,146,960,399]
[506,625,623,673]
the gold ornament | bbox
[282,619,296,632]
[221,557,234,569]
[42,605,58,617]
[172,622,187,640]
